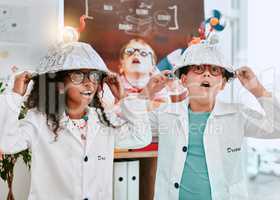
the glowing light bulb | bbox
[62,26,79,43]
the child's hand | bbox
[140,71,170,100]
[236,66,271,97]
[103,73,126,102]
[13,71,32,96]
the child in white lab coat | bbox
[152,37,280,200]
[118,38,168,110]
[0,42,166,200]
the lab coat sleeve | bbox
[114,97,152,149]
[0,92,37,154]
[243,94,280,138]
[148,110,159,137]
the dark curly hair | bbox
[25,70,116,141]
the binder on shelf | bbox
[127,160,140,200]
[113,160,140,200]
[113,161,128,200]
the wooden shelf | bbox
[114,150,158,159]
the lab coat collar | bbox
[211,101,239,116]
[59,107,100,146]
[162,98,238,116]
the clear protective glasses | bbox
[68,70,104,85]
[123,47,152,57]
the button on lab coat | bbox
[0,92,152,200]
[151,95,280,200]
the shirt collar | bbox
[161,98,238,116]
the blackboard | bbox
[64,0,204,72]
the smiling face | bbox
[180,65,227,101]
[120,39,156,75]
[63,69,101,112]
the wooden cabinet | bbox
[114,151,158,200]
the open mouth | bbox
[132,58,140,64]
[80,91,93,96]
[200,81,211,88]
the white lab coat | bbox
[151,95,280,200]
[0,92,152,200]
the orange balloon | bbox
[210,17,219,26]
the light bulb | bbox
[62,26,79,43]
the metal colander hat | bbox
[37,42,109,75]
[173,40,234,76]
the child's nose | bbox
[83,75,92,85]
[203,69,211,77]
[133,50,140,56]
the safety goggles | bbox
[123,47,152,57]
[189,65,225,77]
[68,70,104,85]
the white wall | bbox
[248,0,280,69]
[0,0,63,198]
[0,0,64,79]
[247,0,280,93]
[233,0,280,111]
[246,0,280,148]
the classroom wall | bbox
[0,0,64,79]
[0,0,63,198]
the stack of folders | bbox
[113,160,139,200]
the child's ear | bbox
[180,74,188,87]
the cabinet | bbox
[114,151,158,200]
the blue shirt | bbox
[179,108,212,200]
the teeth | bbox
[81,91,93,95]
